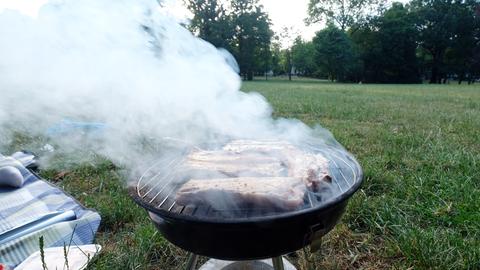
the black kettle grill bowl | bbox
[132,190,353,260]
[129,144,363,260]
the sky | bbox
[0,0,410,45]
[163,0,322,43]
[0,0,321,42]
[259,0,322,41]
[163,0,322,41]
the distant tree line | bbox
[186,0,273,81]
[187,0,480,84]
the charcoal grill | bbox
[129,142,363,270]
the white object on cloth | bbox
[0,157,23,169]
[0,166,24,187]
[11,152,36,167]
[0,153,33,188]
[15,244,101,270]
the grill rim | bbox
[129,154,363,224]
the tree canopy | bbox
[186,0,273,80]
[291,37,317,77]
[230,0,273,80]
[410,0,480,83]
[186,0,233,49]
[186,0,480,83]
[351,3,421,83]
[313,24,357,81]
[306,0,385,30]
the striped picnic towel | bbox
[0,156,101,267]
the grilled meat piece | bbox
[176,140,332,210]
[175,177,306,210]
[184,151,286,177]
[223,140,298,153]
[222,140,330,191]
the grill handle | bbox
[306,223,327,253]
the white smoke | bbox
[0,0,337,174]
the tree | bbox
[471,17,480,83]
[351,3,421,83]
[378,3,420,83]
[185,0,233,49]
[307,0,386,30]
[230,0,273,80]
[410,0,478,83]
[291,37,317,77]
[187,0,273,80]
[278,27,298,81]
[270,41,285,75]
[251,35,272,80]
[313,24,357,81]
[444,0,479,84]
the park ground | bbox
[5,79,480,269]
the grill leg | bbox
[272,256,285,270]
[185,253,198,270]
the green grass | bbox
[242,80,480,269]
[3,79,479,269]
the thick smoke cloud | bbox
[0,0,336,173]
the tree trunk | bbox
[467,75,475,85]
[265,45,269,81]
[468,75,474,84]
[429,65,438,84]
[429,50,445,84]
[287,49,292,81]
[247,70,253,81]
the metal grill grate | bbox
[135,144,361,219]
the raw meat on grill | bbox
[184,151,286,177]
[175,177,306,210]
[176,140,332,210]
[185,140,330,181]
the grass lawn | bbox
[3,79,479,269]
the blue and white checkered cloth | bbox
[0,156,101,267]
